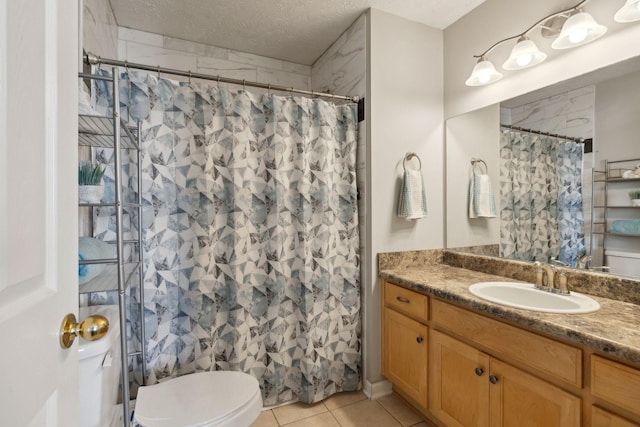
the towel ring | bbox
[471,158,488,173]
[403,152,422,171]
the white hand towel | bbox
[469,173,497,218]
[397,169,428,220]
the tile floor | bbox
[251,391,434,427]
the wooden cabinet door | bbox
[489,358,581,427]
[384,308,428,407]
[429,330,490,427]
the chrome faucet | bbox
[533,261,570,295]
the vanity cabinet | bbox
[429,330,581,427]
[381,279,640,426]
[382,282,429,407]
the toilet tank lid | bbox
[605,250,640,259]
[78,305,120,360]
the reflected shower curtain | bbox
[114,70,360,405]
[500,130,584,266]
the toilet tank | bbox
[78,305,122,427]
[605,250,640,278]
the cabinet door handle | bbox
[416,336,424,344]
[474,367,484,376]
[489,375,499,384]
[396,297,410,304]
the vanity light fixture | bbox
[465,56,503,86]
[615,0,640,22]
[503,37,547,70]
[551,11,607,49]
[465,0,618,87]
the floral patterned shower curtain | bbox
[110,70,360,406]
[499,130,584,267]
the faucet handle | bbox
[550,257,568,267]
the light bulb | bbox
[569,28,588,44]
[478,72,491,84]
[516,54,533,67]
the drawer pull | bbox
[396,297,410,304]
[489,375,499,384]
[475,367,484,376]
[416,336,424,344]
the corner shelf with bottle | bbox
[590,158,640,271]
[78,69,145,427]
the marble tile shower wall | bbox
[501,86,595,256]
[117,28,312,93]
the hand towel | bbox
[610,220,640,235]
[397,169,428,220]
[469,172,497,218]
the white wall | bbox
[446,104,500,248]
[444,0,640,119]
[594,71,640,257]
[595,71,640,165]
[366,9,443,385]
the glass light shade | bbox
[614,0,640,22]
[503,38,547,70]
[551,12,607,49]
[465,58,503,86]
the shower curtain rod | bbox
[84,52,359,103]
[500,124,584,142]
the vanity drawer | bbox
[384,281,428,322]
[591,355,640,417]
[431,299,582,388]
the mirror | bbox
[445,56,640,279]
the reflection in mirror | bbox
[446,57,640,279]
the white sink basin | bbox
[468,282,600,314]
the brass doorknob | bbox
[59,313,109,349]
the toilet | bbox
[78,305,122,427]
[133,371,263,427]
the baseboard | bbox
[363,379,393,400]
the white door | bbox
[0,0,79,425]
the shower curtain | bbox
[499,130,584,267]
[100,70,360,406]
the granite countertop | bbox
[380,264,640,365]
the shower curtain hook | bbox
[267,84,271,95]
[217,75,220,89]
[188,71,192,84]
[124,60,129,75]
[157,65,161,78]
[289,87,294,97]
[242,79,246,91]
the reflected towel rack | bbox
[404,152,422,170]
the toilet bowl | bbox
[133,371,262,427]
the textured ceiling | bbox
[109,0,486,65]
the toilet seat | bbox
[134,371,262,427]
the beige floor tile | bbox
[377,394,424,426]
[283,411,341,427]
[272,401,328,425]
[323,390,367,410]
[251,410,279,427]
[331,400,402,427]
